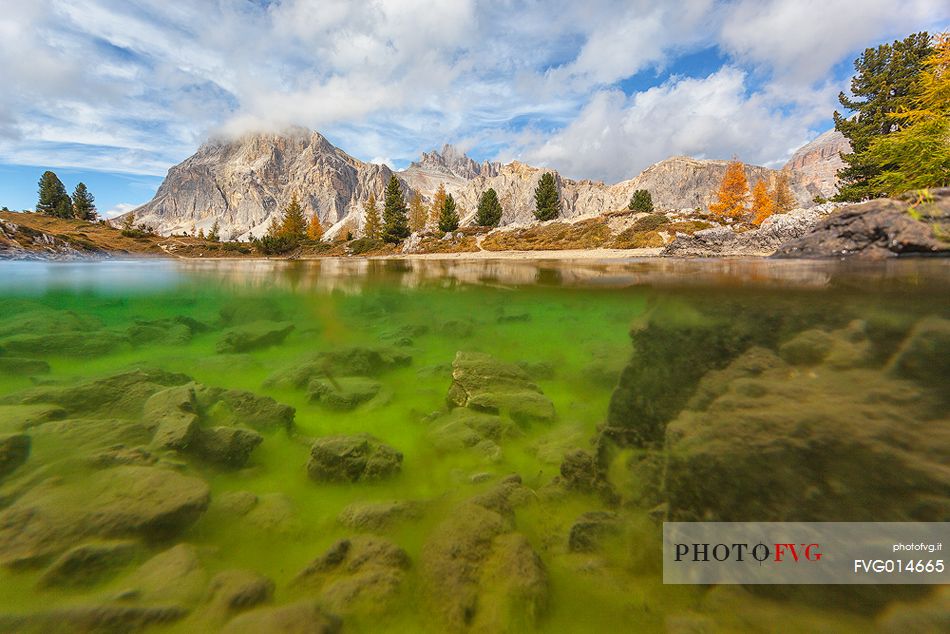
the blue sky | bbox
[0,1,946,217]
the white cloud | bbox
[0,0,946,185]
[511,67,826,183]
[102,202,138,219]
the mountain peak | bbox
[409,144,500,180]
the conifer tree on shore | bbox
[382,175,409,243]
[475,188,503,227]
[534,173,560,221]
[438,193,460,232]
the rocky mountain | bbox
[782,129,851,199]
[130,127,396,240]
[129,127,841,239]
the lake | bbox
[0,257,947,633]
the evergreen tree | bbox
[628,189,653,213]
[751,180,775,225]
[438,193,460,232]
[278,193,307,240]
[197,227,205,240]
[834,32,934,201]
[122,213,136,232]
[534,172,560,221]
[307,213,324,241]
[208,219,220,242]
[363,194,381,239]
[382,175,409,243]
[710,160,750,220]
[71,182,97,220]
[475,188,503,227]
[266,215,280,237]
[37,171,71,217]
[408,192,427,233]
[772,171,796,212]
[430,183,447,227]
[866,33,950,195]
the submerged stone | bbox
[200,387,295,432]
[127,543,208,605]
[0,358,50,376]
[265,346,412,389]
[0,331,123,358]
[293,535,411,614]
[0,466,210,567]
[568,511,622,552]
[207,569,275,615]
[220,601,340,634]
[337,500,425,531]
[307,434,402,483]
[307,376,382,410]
[192,426,263,468]
[216,321,294,354]
[0,433,29,480]
[0,605,186,634]
[38,540,141,588]
[447,351,555,425]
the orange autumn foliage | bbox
[307,213,324,240]
[751,180,775,225]
[710,160,750,220]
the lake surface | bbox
[0,258,947,633]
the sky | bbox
[0,1,947,217]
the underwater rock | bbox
[877,586,950,634]
[199,387,295,432]
[38,540,141,588]
[0,358,49,375]
[126,322,192,347]
[206,569,275,615]
[307,434,403,483]
[30,418,154,464]
[307,377,382,410]
[568,511,622,552]
[0,433,30,480]
[447,351,555,425]
[293,535,411,614]
[88,445,157,468]
[220,601,341,634]
[887,316,950,391]
[337,500,425,531]
[663,348,949,522]
[0,605,186,634]
[778,329,835,365]
[557,449,615,503]
[517,360,556,379]
[421,490,548,632]
[216,320,294,354]
[439,319,474,338]
[146,384,201,450]
[0,404,65,433]
[127,543,208,605]
[192,426,262,468]
[219,301,284,326]
[426,408,516,462]
[0,330,124,358]
[0,466,210,567]
[9,368,191,418]
[215,490,259,516]
[243,493,304,535]
[264,346,412,389]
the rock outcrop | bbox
[772,189,950,259]
[129,127,398,241]
[128,127,828,239]
[782,129,851,199]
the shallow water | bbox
[0,258,947,633]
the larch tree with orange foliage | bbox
[709,160,750,220]
[306,213,324,240]
[772,171,796,212]
[751,180,775,225]
[430,184,447,228]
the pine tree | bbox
[866,33,950,195]
[534,172,560,221]
[475,188,503,227]
[834,32,934,201]
[438,193,460,232]
[279,193,307,240]
[382,175,409,243]
[772,170,796,212]
[208,219,220,242]
[709,160,750,220]
[430,183,447,227]
[71,182,97,220]
[628,189,653,213]
[122,213,136,232]
[37,171,72,218]
[363,194,381,239]
[751,180,775,225]
[408,192,427,233]
[307,213,324,241]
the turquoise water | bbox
[0,258,947,633]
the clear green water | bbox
[0,258,947,633]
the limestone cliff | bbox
[782,129,851,199]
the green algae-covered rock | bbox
[307,434,402,483]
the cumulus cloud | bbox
[0,0,946,184]
[102,202,139,219]
[511,67,828,183]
